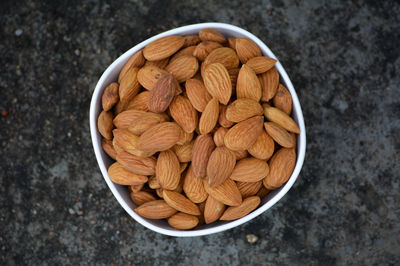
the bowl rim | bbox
[89,22,306,237]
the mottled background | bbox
[1,0,399,265]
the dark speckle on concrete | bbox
[0,0,399,265]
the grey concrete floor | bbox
[1,0,399,265]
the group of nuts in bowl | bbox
[97,28,300,230]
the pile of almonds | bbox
[98,28,300,230]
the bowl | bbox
[89,22,306,237]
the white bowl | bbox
[89,22,306,237]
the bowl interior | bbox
[90,23,306,237]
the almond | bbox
[137,65,169,91]
[224,116,264,151]
[228,38,236,49]
[127,113,166,135]
[199,28,226,43]
[165,55,199,83]
[180,162,188,174]
[115,110,168,130]
[102,82,119,111]
[112,138,124,154]
[191,134,215,178]
[257,186,270,198]
[173,141,194,163]
[204,196,226,224]
[236,64,262,101]
[199,98,219,135]
[148,74,177,113]
[135,200,177,219]
[263,105,300,133]
[97,110,114,139]
[119,67,140,103]
[213,127,228,147]
[183,165,208,204]
[113,129,155,157]
[156,150,181,190]
[202,47,239,74]
[118,50,145,82]
[125,91,150,112]
[260,67,279,101]
[143,36,185,61]
[248,129,275,160]
[232,149,249,160]
[116,151,156,175]
[169,96,198,133]
[235,38,262,63]
[237,181,263,198]
[193,41,223,61]
[128,183,145,193]
[183,35,201,47]
[263,148,296,189]
[148,175,161,189]
[162,190,201,215]
[185,79,212,112]
[246,56,277,74]
[228,68,240,89]
[108,162,148,185]
[170,46,197,63]
[130,191,157,206]
[113,109,147,129]
[203,178,242,206]
[168,212,199,230]
[273,84,293,115]
[176,126,194,145]
[220,196,260,220]
[218,105,234,128]
[197,201,206,225]
[203,63,232,105]
[137,122,181,152]
[102,138,117,160]
[144,57,170,69]
[156,188,164,198]
[207,147,236,187]
[226,98,263,123]
[114,100,129,115]
[264,122,295,148]
[230,158,269,182]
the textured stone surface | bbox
[1,0,399,265]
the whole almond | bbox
[263,148,296,189]
[191,134,215,177]
[199,28,226,43]
[207,147,236,187]
[248,129,275,160]
[204,196,226,224]
[102,138,117,160]
[236,64,262,101]
[263,105,300,134]
[98,110,114,140]
[170,46,197,63]
[256,186,270,198]
[232,149,249,160]
[237,181,263,198]
[137,65,169,91]
[130,191,157,206]
[148,175,161,189]
[116,151,156,175]
[148,74,177,113]
[246,56,277,74]
[135,200,177,219]
[220,196,260,220]
[203,178,242,206]
[228,38,236,49]
[183,165,208,203]
[226,98,263,123]
[144,57,170,69]
[169,96,198,133]
[143,36,185,61]
[185,79,212,112]
[119,67,140,103]
[235,38,262,63]
[193,41,223,61]
[163,190,201,215]
[260,67,279,101]
[156,150,181,190]
[199,98,219,135]
[202,47,239,74]
[176,127,194,145]
[183,35,201,47]
[213,127,228,147]
[224,116,264,151]
[118,50,145,82]
[113,129,155,157]
[102,82,119,111]
[230,158,269,182]
[218,105,234,128]
[137,122,181,152]
[113,109,147,128]
[165,55,199,83]
[264,122,295,148]
[173,141,194,163]
[108,162,148,185]
[168,212,199,230]
[273,84,293,115]
[228,68,240,89]
[126,91,150,112]
[203,63,232,105]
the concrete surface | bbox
[0,0,399,265]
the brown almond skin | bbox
[230,158,269,182]
[236,64,262,101]
[273,84,293,115]
[199,28,226,43]
[169,96,198,133]
[127,114,165,135]
[203,63,232,105]
[102,138,117,160]
[213,127,228,147]
[137,65,169,91]
[102,82,119,111]
[173,141,194,163]
[193,41,223,61]
[207,147,236,187]
[203,178,242,206]
[202,47,240,74]
[137,122,181,152]
[119,67,140,103]
[108,162,148,185]
[226,98,263,123]
[199,98,220,135]
[218,105,234,128]
[113,109,147,129]
[176,127,194,145]
[263,148,296,189]
[168,212,199,230]
[257,186,270,198]
[130,191,157,206]
[165,55,199,83]
[148,74,177,113]
[204,196,226,224]
[185,79,212,112]
[170,46,197,63]
[116,151,156,175]
[148,176,161,189]
[144,58,170,69]
[156,150,181,190]
[246,56,277,74]
[220,196,261,221]
[260,67,279,102]
[143,36,185,61]
[235,38,262,64]
[237,181,263,198]
[135,200,177,219]
[264,122,295,148]
[224,116,264,151]
[191,134,215,178]
[228,68,240,89]
[248,129,275,160]
[183,165,208,204]
[183,35,201,47]
[128,183,145,193]
[126,91,150,112]
[228,38,236,49]
[118,50,145,82]
[163,190,201,215]
[113,128,155,157]
[98,110,114,140]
